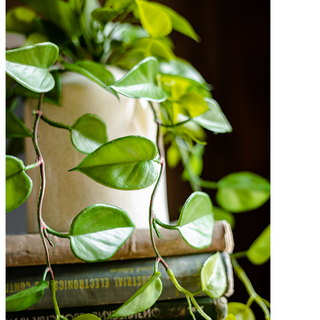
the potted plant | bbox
[5,1,270,319]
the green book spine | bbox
[6,253,222,310]
[5,297,228,320]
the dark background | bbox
[6,0,270,317]
[157,1,270,316]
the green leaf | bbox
[6,42,59,93]
[213,206,235,229]
[194,98,232,134]
[174,121,207,146]
[166,142,180,168]
[182,143,204,180]
[110,56,167,102]
[18,0,80,37]
[159,74,211,105]
[136,0,172,38]
[216,172,270,212]
[159,58,209,88]
[74,315,101,320]
[107,271,162,318]
[92,8,119,25]
[6,7,37,34]
[178,93,209,118]
[151,2,200,42]
[70,135,160,190]
[69,204,135,262]
[176,191,214,249]
[75,61,115,85]
[201,252,227,299]
[71,114,108,154]
[14,70,62,106]
[6,281,48,312]
[62,62,118,98]
[227,302,255,320]
[6,109,32,138]
[133,38,176,61]
[247,225,270,265]
[6,155,33,213]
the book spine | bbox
[6,221,233,267]
[6,297,228,320]
[6,253,230,310]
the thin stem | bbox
[231,251,248,259]
[25,160,42,171]
[39,113,72,131]
[50,280,60,318]
[148,101,169,269]
[154,217,177,230]
[198,179,218,189]
[45,225,70,239]
[231,257,270,320]
[32,93,54,280]
[191,288,203,296]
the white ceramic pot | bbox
[25,66,169,232]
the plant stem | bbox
[148,102,169,270]
[50,280,61,318]
[32,93,54,280]
[231,251,247,259]
[39,113,72,131]
[231,257,270,320]
[25,160,42,171]
[167,268,211,320]
[45,225,70,239]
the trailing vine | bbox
[5,1,270,319]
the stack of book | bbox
[6,221,234,320]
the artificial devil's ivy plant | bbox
[5,1,270,319]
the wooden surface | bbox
[6,221,233,267]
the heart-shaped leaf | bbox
[69,204,135,262]
[136,0,172,38]
[107,271,162,318]
[110,56,167,102]
[62,62,118,98]
[6,109,32,138]
[194,98,233,133]
[6,42,59,93]
[71,114,108,154]
[70,135,160,190]
[6,280,48,312]
[176,191,214,249]
[151,2,200,42]
[216,172,270,212]
[247,225,270,265]
[6,155,33,213]
[201,252,227,299]
[227,302,255,320]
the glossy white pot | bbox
[25,67,169,232]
